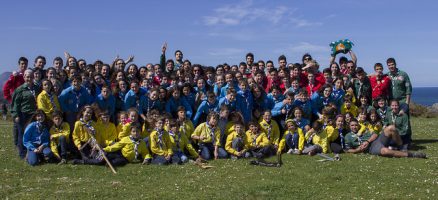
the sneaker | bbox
[58,159,67,165]
[334,154,341,161]
[292,149,301,155]
[409,152,426,159]
[388,146,398,150]
[400,144,409,152]
[72,159,84,165]
[287,149,294,154]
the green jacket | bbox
[388,69,412,102]
[11,83,40,118]
[384,110,410,136]
[344,131,374,149]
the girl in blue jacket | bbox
[23,110,54,166]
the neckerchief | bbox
[391,112,398,124]
[129,136,141,162]
[147,98,156,114]
[252,131,260,146]
[47,92,58,111]
[155,128,164,149]
[309,83,314,96]
[35,121,44,145]
[284,104,292,121]
[72,89,82,109]
[379,108,387,119]
[262,120,272,140]
[307,131,317,145]
[169,130,180,149]
[206,122,216,144]
[323,97,330,107]
[339,128,345,149]
[287,130,297,147]
[135,93,141,111]
[27,85,36,100]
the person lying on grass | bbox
[344,118,426,158]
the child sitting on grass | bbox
[49,111,70,164]
[278,119,305,155]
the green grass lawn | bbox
[1,118,437,199]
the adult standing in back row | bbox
[387,58,412,107]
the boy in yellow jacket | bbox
[37,79,61,119]
[149,117,178,165]
[168,119,199,163]
[245,121,274,159]
[176,106,194,141]
[49,111,70,164]
[303,121,329,155]
[225,123,250,159]
[278,119,305,155]
[258,110,280,152]
[192,112,228,160]
[104,124,152,166]
[95,111,118,147]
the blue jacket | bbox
[216,96,237,113]
[311,93,338,116]
[165,97,193,119]
[220,83,239,98]
[143,97,162,114]
[59,86,93,113]
[271,101,295,117]
[193,100,218,126]
[124,90,147,114]
[95,94,116,117]
[294,99,312,118]
[23,122,50,151]
[236,89,253,123]
[267,93,285,105]
[182,92,196,112]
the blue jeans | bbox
[56,135,68,159]
[199,143,228,160]
[174,151,189,163]
[27,147,53,166]
[285,133,299,150]
[17,113,33,159]
[152,154,181,165]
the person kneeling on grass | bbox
[303,121,329,156]
[168,119,200,163]
[23,110,56,166]
[150,117,180,165]
[192,112,228,160]
[277,119,305,155]
[104,124,152,166]
[225,123,250,159]
[49,111,70,164]
[245,121,274,159]
[344,118,426,158]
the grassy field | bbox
[1,118,437,199]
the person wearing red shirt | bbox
[369,63,390,101]
[3,57,28,103]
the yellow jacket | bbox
[278,128,305,153]
[49,122,70,158]
[37,90,60,119]
[192,122,221,146]
[225,131,248,156]
[259,119,280,146]
[168,131,198,158]
[245,130,270,149]
[367,122,382,135]
[341,103,358,117]
[119,122,148,140]
[149,129,173,156]
[95,121,118,147]
[104,136,152,162]
[72,120,96,149]
[225,122,236,136]
[358,121,368,136]
[305,129,329,153]
[179,119,194,139]
[325,125,339,143]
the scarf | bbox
[206,122,216,144]
[169,130,180,149]
[72,89,82,109]
[156,128,164,149]
[129,136,141,162]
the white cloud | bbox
[202,0,318,27]
[288,42,328,53]
[208,48,245,56]
[8,26,51,31]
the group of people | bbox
[4,43,427,167]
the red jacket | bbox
[370,75,390,100]
[3,73,24,103]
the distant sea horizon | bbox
[412,87,438,106]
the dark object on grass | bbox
[250,154,282,167]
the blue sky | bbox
[1,0,438,86]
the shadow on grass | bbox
[410,139,438,150]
